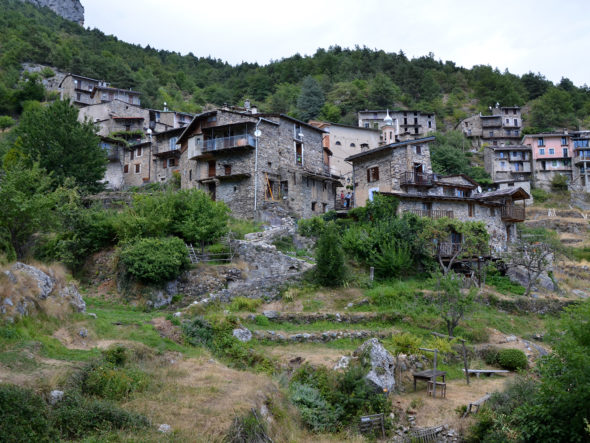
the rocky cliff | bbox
[21,0,84,25]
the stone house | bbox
[484,145,533,204]
[346,137,529,254]
[357,109,436,137]
[59,73,141,107]
[308,120,381,201]
[176,108,340,219]
[152,127,185,184]
[458,104,522,148]
[149,109,193,133]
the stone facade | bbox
[21,0,84,24]
[484,145,533,204]
[357,110,436,137]
[458,104,522,148]
[77,100,149,137]
[309,121,381,198]
[152,127,184,184]
[59,74,140,107]
[177,108,340,219]
[347,138,529,254]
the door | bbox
[207,183,216,201]
[414,163,424,183]
[208,160,216,177]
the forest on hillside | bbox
[1,0,590,131]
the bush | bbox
[230,297,262,312]
[480,346,500,366]
[371,240,414,279]
[120,236,190,284]
[531,188,549,203]
[51,392,149,439]
[254,315,270,326]
[497,348,527,370]
[81,362,149,401]
[298,217,326,237]
[385,332,423,355]
[182,316,214,347]
[289,382,341,432]
[226,409,271,443]
[314,222,345,287]
[0,384,57,442]
[551,173,569,192]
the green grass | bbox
[242,319,393,333]
[569,246,590,262]
[228,217,263,239]
[486,274,526,295]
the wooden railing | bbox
[434,242,492,258]
[400,171,435,186]
[500,205,525,221]
[405,209,454,219]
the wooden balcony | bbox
[400,171,435,186]
[434,242,492,258]
[500,205,525,222]
[202,134,256,153]
[404,209,454,219]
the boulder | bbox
[354,338,396,393]
[49,390,64,405]
[12,262,54,300]
[333,356,351,370]
[232,328,252,342]
[507,266,557,292]
[263,310,279,319]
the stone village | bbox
[49,71,586,257]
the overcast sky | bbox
[83,0,590,87]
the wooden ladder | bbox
[186,243,199,264]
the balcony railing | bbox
[574,155,590,164]
[106,147,119,162]
[203,134,256,153]
[405,209,454,219]
[501,205,525,221]
[400,171,435,186]
[433,242,492,258]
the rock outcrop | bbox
[1,263,85,322]
[21,0,84,24]
[354,338,396,393]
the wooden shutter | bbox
[163,159,167,169]
[374,167,379,181]
[124,165,129,173]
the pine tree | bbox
[296,76,325,122]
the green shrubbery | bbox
[289,363,391,433]
[497,348,528,371]
[119,237,189,284]
[314,222,346,287]
[0,384,57,442]
[531,187,549,203]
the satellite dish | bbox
[254,130,261,137]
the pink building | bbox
[522,132,573,190]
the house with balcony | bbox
[152,127,185,184]
[175,108,341,219]
[149,108,194,133]
[59,73,141,107]
[346,136,529,255]
[571,132,590,192]
[484,145,533,204]
[522,132,573,190]
[458,104,522,148]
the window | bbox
[489,131,494,137]
[189,169,192,181]
[506,130,511,136]
[513,109,517,115]
[539,148,545,155]
[514,130,519,136]
[294,124,302,140]
[295,142,303,166]
[167,158,176,168]
[350,143,356,147]
[500,152,505,158]
[506,118,509,124]
[538,138,545,147]
[414,118,418,124]
[360,143,369,150]
[162,159,167,169]
[136,147,142,157]
[574,139,589,148]
[367,166,379,183]
[130,150,134,160]
[373,123,379,129]
[428,120,432,128]
[169,137,178,151]
[364,123,369,128]
[515,163,520,172]
[135,164,141,174]
[500,161,506,168]
[456,189,465,197]
[468,203,474,217]
[311,202,316,211]
[335,141,341,146]
[552,161,558,167]
[563,148,569,157]
[514,118,518,126]
[404,118,408,125]
[155,111,161,122]
[561,137,568,146]
[415,145,422,155]
[414,127,419,134]
[124,165,129,173]
[76,93,81,101]
[224,165,232,175]
[549,148,555,155]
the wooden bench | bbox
[426,381,446,398]
[463,369,510,378]
[359,413,385,438]
[465,394,491,416]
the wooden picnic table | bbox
[413,369,447,391]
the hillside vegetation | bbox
[1,0,590,132]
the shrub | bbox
[551,173,569,192]
[51,392,149,439]
[480,346,500,366]
[531,188,549,203]
[226,409,271,443]
[298,217,326,237]
[0,384,57,442]
[314,222,345,287]
[182,316,214,347]
[230,297,262,312]
[254,315,270,326]
[371,240,414,279]
[289,382,341,432]
[497,348,527,371]
[385,332,423,355]
[120,236,190,284]
[81,362,148,401]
